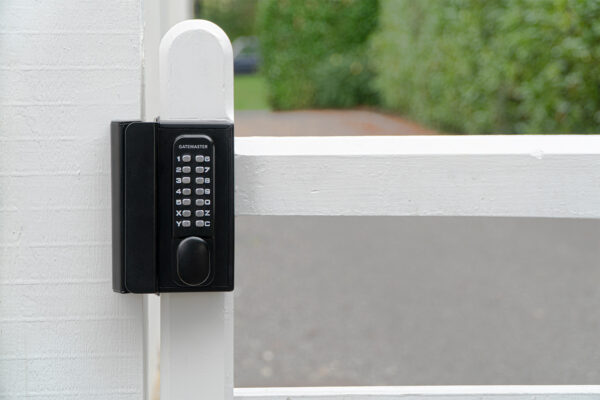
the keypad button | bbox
[195,210,205,217]
[182,154,191,162]
[196,199,205,206]
[195,166,204,174]
[182,188,191,195]
[195,155,205,163]
[182,198,191,206]
[182,166,191,173]
[182,177,191,184]
[182,220,191,227]
[196,177,204,184]
[195,220,205,228]
[182,210,191,217]
[195,188,204,196]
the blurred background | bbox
[198,0,600,134]
[194,0,600,387]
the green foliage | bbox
[312,50,378,108]
[371,0,600,134]
[258,0,379,110]
[235,75,269,110]
[195,0,259,41]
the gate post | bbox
[158,20,234,400]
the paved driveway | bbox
[235,110,436,137]
[233,111,600,387]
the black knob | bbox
[177,237,211,286]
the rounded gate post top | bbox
[159,19,234,124]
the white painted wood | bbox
[0,0,144,399]
[234,135,600,219]
[142,0,163,123]
[159,20,234,400]
[159,19,234,124]
[143,0,195,121]
[234,386,600,399]
[161,293,234,399]
[141,0,198,397]
[144,295,161,400]
[160,0,196,36]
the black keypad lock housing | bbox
[111,121,234,293]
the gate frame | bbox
[151,18,600,400]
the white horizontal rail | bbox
[235,135,600,219]
[234,386,600,399]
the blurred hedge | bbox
[258,0,378,110]
[195,0,259,41]
[371,0,600,134]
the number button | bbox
[182,210,191,217]
[182,166,191,173]
[182,198,191,206]
[195,210,204,217]
[195,188,204,196]
[196,199,205,206]
[196,177,204,184]
[195,155,204,163]
[182,154,191,162]
[195,220,204,228]
[182,177,190,184]
[182,220,191,227]
[182,188,191,195]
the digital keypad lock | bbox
[111,121,234,293]
[173,136,214,234]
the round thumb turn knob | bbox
[177,237,211,286]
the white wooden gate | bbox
[2,1,600,400]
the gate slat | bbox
[235,135,600,219]
[234,385,600,399]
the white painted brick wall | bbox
[0,1,144,398]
